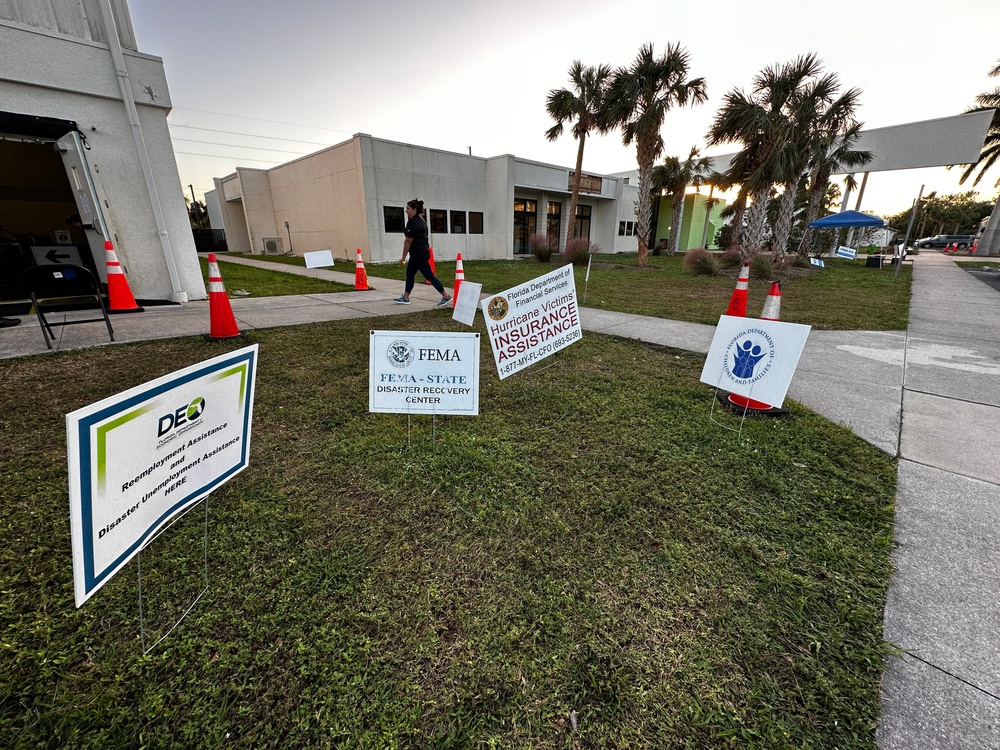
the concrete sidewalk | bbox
[878,251,1000,749]
[1,251,998,746]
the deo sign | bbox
[67,345,258,607]
[369,331,479,415]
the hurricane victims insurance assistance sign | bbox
[480,263,582,379]
[67,345,258,607]
[369,331,480,415]
[700,316,810,407]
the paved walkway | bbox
[2,252,999,747]
[878,252,1000,749]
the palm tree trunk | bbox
[743,188,769,258]
[566,132,586,251]
[635,136,656,267]
[771,182,797,263]
[671,190,685,254]
[799,186,825,256]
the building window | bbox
[383,206,405,233]
[575,204,592,240]
[450,210,466,234]
[469,211,483,234]
[513,199,537,254]
[429,209,447,234]
[547,202,561,248]
[618,221,636,236]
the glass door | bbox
[513,199,537,255]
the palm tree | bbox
[651,147,712,253]
[960,59,1000,256]
[545,61,613,252]
[708,55,829,261]
[602,42,707,267]
[799,118,871,256]
[776,75,869,260]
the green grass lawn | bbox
[1,314,896,748]
[222,252,911,331]
[200,257,354,297]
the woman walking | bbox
[394,199,451,307]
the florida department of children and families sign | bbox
[700,315,811,407]
[67,346,258,607]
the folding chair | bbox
[22,263,114,350]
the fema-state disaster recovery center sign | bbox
[370,331,479,415]
[481,263,582,379]
[700,316,811,407]
[67,345,258,607]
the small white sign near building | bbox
[836,246,858,260]
[480,264,582,379]
[700,316,811,408]
[452,281,482,326]
[304,250,334,268]
[369,331,479,415]
[67,345,258,607]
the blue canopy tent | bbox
[797,210,892,258]
[807,210,887,229]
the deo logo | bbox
[158,397,206,437]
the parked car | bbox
[914,234,975,249]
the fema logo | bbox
[486,296,508,321]
[187,397,206,421]
[724,329,776,384]
[387,340,415,368]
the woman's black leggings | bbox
[405,253,445,295]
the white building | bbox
[0,0,205,304]
[209,134,641,263]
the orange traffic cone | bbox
[760,280,782,321]
[727,281,782,414]
[424,246,437,284]
[354,248,370,291]
[452,253,465,308]
[104,240,143,313]
[725,263,750,317]
[206,253,241,340]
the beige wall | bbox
[214,134,631,264]
[236,168,277,255]
[214,177,251,254]
[267,140,366,262]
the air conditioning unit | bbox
[262,237,283,255]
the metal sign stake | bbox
[137,496,211,654]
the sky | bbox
[128,0,1000,217]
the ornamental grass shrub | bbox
[718,247,742,269]
[564,238,598,266]
[529,233,553,263]
[682,248,720,276]
[749,252,777,280]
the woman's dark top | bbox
[404,215,430,258]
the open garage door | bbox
[0,112,108,311]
